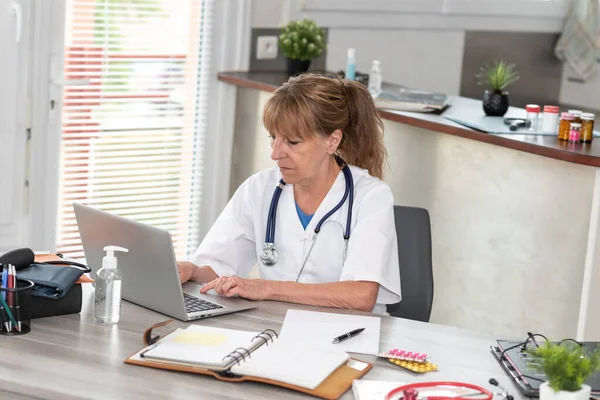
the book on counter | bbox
[374,83,452,113]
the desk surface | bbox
[0,286,523,400]
[219,70,600,168]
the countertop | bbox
[218,71,600,168]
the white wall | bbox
[251,0,290,28]
[325,29,465,95]
[559,65,600,111]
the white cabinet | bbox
[559,64,600,111]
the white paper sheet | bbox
[231,338,349,390]
[279,310,381,355]
[352,380,406,400]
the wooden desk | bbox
[0,287,523,399]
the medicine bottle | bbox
[568,123,581,143]
[541,105,559,133]
[568,109,582,124]
[581,113,595,143]
[558,112,574,141]
[525,104,540,131]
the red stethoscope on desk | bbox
[385,379,514,400]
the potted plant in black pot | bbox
[476,60,519,117]
[528,341,600,400]
[279,17,326,77]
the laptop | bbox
[73,203,256,321]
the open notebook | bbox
[125,320,372,399]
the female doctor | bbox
[178,73,401,314]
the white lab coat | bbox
[192,165,402,314]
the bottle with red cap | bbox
[525,104,541,131]
[541,105,560,134]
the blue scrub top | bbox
[295,202,314,230]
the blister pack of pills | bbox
[379,348,430,363]
[387,358,439,373]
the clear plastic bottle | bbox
[345,48,356,81]
[94,245,128,324]
[368,60,382,99]
[525,104,540,131]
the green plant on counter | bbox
[476,60,519,93]
[279,17,326,61]
[527,342,600,392]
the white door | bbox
[0,0,31,253]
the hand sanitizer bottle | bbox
[94,245,128,324]
[368,60,382,98]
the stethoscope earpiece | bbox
[489,378,513,400]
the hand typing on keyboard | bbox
[200,276,270,301]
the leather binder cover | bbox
[124,328,373,400]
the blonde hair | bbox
[263,73,386,179]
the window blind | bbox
[56,0,211,261]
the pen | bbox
[139,343,159,358]
[332,328,365,344]
[1,266,6,301]
[12,266,21,332]
[0,285,18,333]
[7,264,14,308]
[7,265,16,332]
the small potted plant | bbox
[278,17,326,77]
[528,342,600,400]
[476,60,519,117]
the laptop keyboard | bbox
[183,293,224,314]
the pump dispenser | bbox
[94,245,128,323]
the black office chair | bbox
[386,205,434,322]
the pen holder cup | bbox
[0,279,34,335]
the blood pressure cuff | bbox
[17,263,83,299]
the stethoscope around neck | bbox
[259,158,354,275]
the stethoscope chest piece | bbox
[261,158,354,268]
[260,243,278,266]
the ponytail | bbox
[263,73,387,179]
[339,80,386,179]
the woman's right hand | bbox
[177,261,198,283]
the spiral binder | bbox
[251,329,278,346]
[126,321,374,399]
[223,347,252,365]
[219,329,279,367]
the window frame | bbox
[28,0,251,252]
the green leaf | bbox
[527,342,600,392]
[475,59,519,92]
[278,17,327,61]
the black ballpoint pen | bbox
[332,328,365,344]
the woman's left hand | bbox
[199,276,271,301]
